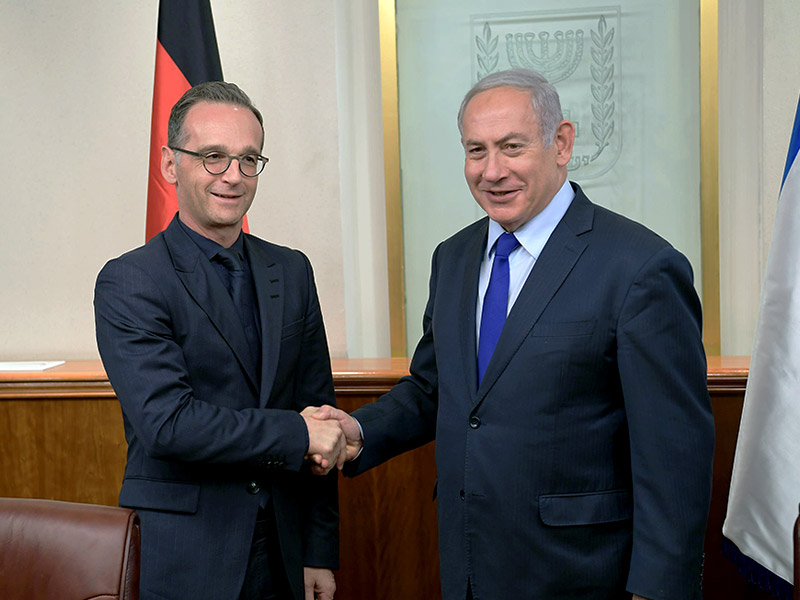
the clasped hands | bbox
[300,405,362,475]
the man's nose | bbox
[221,159,244,183]
[482,151,508,181]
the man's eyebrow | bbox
[463,132,529,147]
[496,132,529,144]
[195,144,261,155]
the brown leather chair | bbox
[0,497,140,600]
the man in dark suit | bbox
[315,69,714,599]
[95,82,345,600]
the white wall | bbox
[0,0,390,361]
[334,0,391,358]
[1,2,156,361]
[719,0,800,355]
[1,0,798,361]
[718,1,763,356]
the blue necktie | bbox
[477,232,519,386]
[214,248,245,311]
[214,248,261,377]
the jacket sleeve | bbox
[345,246,440,475]
[617,246,714,600]
[293,254,339,569]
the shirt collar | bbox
[177,217,245,261]
[485,179,575,261]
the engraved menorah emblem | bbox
[505,29,584,84]
[473,14,619,178]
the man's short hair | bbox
[457,68,563,147]
[168,81,264,149]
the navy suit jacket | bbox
[94,215,338,600]
[348,183,714,600]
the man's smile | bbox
[210,191,243,200]
[482,188,520,199]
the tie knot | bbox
[214,247,243,272]
[494,232,519,259]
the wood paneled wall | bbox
[0,357,777,599]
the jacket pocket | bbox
[119,477,200,514]
[530,319,596,337]
[539,488,632,526]
[281,317,305,339]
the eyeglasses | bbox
[170,147,269,177]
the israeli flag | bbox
[723,95,800,598]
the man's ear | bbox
[554,120,575,168]
[161,146,178,185]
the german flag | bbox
[145,0,223,241]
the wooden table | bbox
[0,357,772,599]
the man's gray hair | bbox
[168,81,264,150]
[457,68,563,147]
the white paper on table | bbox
[0,361,66,371]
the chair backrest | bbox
[0,497,140,600]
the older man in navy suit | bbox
[316,69,714,599]
[95,82,344,600]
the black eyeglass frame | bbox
[169,147,269,177]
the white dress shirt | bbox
[476,179,575,348]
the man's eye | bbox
[242,155,258,165]
[204,152,226,162]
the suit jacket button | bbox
[247,481,261,494]
[469,416,481,429]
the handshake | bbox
[300,405,363,475]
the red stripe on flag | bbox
[145,41,189,242]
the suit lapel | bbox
[475,185,594,404]
[245,237,283,407]
[163,218,259,392]
[458,220,488,400]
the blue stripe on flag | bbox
[782,95,800,189]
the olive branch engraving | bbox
[476,22,499,80]
[589,15,615,161]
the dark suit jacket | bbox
[348,183,714,600]
[94,215,338,600]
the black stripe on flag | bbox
[157,0,223,85]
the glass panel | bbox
[396,0,702,348]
